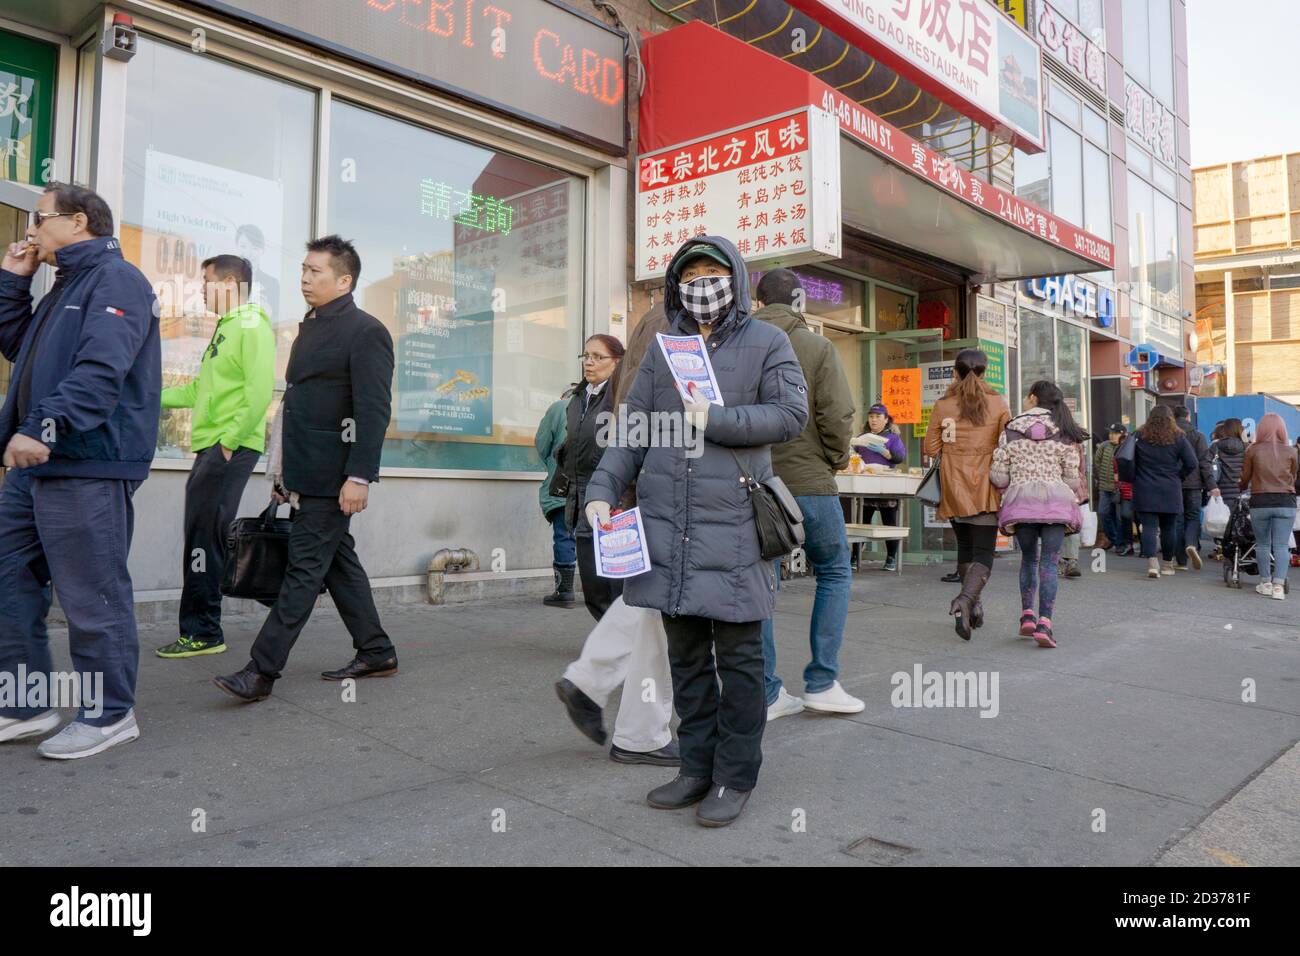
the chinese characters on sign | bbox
[0,31,56,186]
[1036,0,1105,95]
[881,368,922,424]
[789,0,1044,150]
[635,108,841,281]
[1124,78,1175,166]
[420,180,515,236]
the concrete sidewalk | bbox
[1,551,1296,866]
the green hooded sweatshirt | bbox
[162,301,275,453]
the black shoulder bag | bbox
[729,449,805,560]
[221,498,298,608]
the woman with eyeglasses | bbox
[561,334,626,620]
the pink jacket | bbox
[990,408,1084,533]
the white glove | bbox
[585,499,612,530]
[682,382,711,434]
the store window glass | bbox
[1147,0,1175,108]
[1048,80,1081,127]
[1123,0,1150,91]
[327,100,585,472]
[1082,107,1108,146]
[1014,146,1050,210]
[1078,0,1105,46]
[1153,162,1177,196]
[122,36,316,458]
[1083,142,1111,240]
[1049,117,1083,226]
[1128,145,1153,179]
[1019,309,1055,397]
[1056,321,1086,423]
[1127,172,1179,317]
[752,265,864,328]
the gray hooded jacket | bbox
[584,236,809,623]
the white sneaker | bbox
[1256,582,1275,596]
[1272,581,1286,600]
[0,709,60,744]
[37,710,139,760]
[766,687,804,722]
[803,681,865,714]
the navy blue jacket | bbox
[0,236,161,480]
[1119,435,1198,514]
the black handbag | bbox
[916,456,942,508]
[729,449,805,560]
[221,498,295,608]
[549,442,571,498]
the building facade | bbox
[0,0,1194,598]
[1193,152,1300,406]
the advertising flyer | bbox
[594,507,653,579]
[656,333,725,405]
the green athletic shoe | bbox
[156,635,227,659]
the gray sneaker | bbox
[37,711,139,760]
[0,709,60,743]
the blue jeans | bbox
[548,508,576,566]
[1098,490,1127,547]
[0,471,140,726]
[1250,506,1296,583]
[760,494,851,704]
[1174,488,1203,556]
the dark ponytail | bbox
[947,348,992,426]
[1027,380,1088,443]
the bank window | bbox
[121,35,317,458]
[1049,117,1083,227]
[1019,309,1055,395]
[326,99,585,473]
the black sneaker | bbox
[696,784,752,827]
[156,635,226,659]
[555,679,606,745]
[646,774,711,809]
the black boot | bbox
[543,563,577,608]
[949,563,991,642]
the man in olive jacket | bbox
[752,269,862,720]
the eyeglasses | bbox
[29,210,74,228]
[579,353,614,363]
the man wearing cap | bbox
[751,268,861,721]
[1095,423,1129,554]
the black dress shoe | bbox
[696,784,752,827]
[212,662,274,702]
[554,679,606,745]
[321,656,398,681]
[940,570,961,583]
[646,774,711,809]
[610,741,681,767]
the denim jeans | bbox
[1138,511,1178,561]
[1250,506,1297,583]
[548,509,576,566]
[760,494,851,704]
[1098,490,1128,547]
[1173,488,1203,557]
[1014,523,1065,619]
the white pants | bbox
[563,596,673,752]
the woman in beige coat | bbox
[923,348,1011,640]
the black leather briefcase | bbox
[221,499,294,607]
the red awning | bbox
[639,22,1113,281]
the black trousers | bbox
[951,520,997,569]
[179,444,259,641]
[662,614,765,790]
[575,532,623,622]
[250,494,395,679]
[862,502,900,558]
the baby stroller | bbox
[1221,494,1291,593]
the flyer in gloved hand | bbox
[656,333,725,406]
[594,507,653,579]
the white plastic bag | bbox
[1204,496,1231,538]
[1293,498,1300,532]
[1079,502,1098,547]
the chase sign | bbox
[1023,275,1114,328]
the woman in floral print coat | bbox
[989,381,1087,648]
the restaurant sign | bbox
[1036,0,1104,95]
[1124,77,1175,166]
[635,107,841,281]
[787,0,1046,151]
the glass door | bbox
[0,181,43,407]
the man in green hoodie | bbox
[156,255,275,658]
